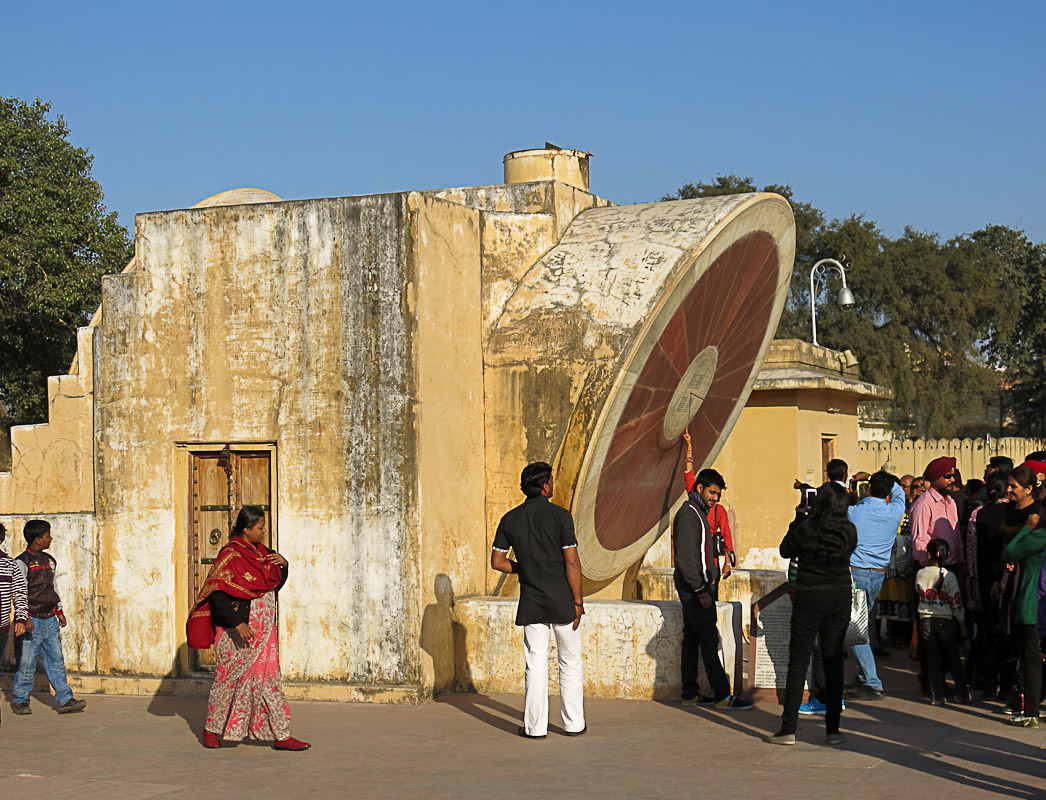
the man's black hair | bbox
[988,455,1014,472]
[1026,450,1046,461]
[24,519,51,546]
[520,462,553,498]
[695,468,726,491]
[868,470,897,499]
[825,459,848,482]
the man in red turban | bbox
[910,456,962,572]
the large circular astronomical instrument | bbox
[488,193,795,587]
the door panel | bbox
[189,448,273,671]
[238,454,272,535]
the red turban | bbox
[1022,460,1046,476]
[923,456,956,484]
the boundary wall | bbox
[857,437,1046,480]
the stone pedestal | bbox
[454,596,743,700]
[638,567,787,638]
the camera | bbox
[800,486,817,510]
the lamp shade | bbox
[837,286,856,309]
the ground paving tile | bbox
[0,652,1042,798]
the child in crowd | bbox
[915,538,971,705]
[11,519,86,715]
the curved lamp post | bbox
[809,257,855,346]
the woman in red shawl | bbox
[188,505,310,751]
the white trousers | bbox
[523,622,585,736]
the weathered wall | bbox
[413,193,485,693]
[93,195,422,683]
[433,182,611,595]
[0,513,98,672]
[0,327,95,513]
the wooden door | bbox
[189,447,273,670]
[821,436,836,482]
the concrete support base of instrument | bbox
[454,597,744,700]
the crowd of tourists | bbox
[770,451,1046,744]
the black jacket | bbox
[779,516,856,594]
[673,492,719,595]
[209,565,288,628]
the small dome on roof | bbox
[192,188,282,209]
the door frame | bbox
[173,441,278,675]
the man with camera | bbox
[844,470,906,702]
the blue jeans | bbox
[13,615,74,706]
[850,568,885,691]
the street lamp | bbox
[809,257,855,346]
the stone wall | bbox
[857,437,1046,480]
[0,513,97,672]
[92,195,423,684]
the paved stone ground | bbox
[0,652,1044,799]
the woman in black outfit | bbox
[768,482,857,746]
[971,471,1010,697]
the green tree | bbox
[0,97,133,427]
[815,225,1011,438]
[977,224,1046,435]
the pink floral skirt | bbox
[205,590,291,741]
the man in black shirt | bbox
[491,462,586,739]
[674,468,753,709]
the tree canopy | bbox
[665,176,1038,439]
[0,97,133,427]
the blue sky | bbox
[4,1,1045,243]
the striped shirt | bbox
[0,550,30,631]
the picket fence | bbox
[857,437,1046,482]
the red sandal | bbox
[202,732,220,749]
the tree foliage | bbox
[665,175,1026,438]
[0,97,133,426]
[976,224,1046,434]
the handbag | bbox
[845,571,870,647]
[885,533,913,579]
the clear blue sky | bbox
[4,1,1045,244]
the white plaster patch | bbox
[739,547,789,572]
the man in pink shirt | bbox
[910,456,963,577]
